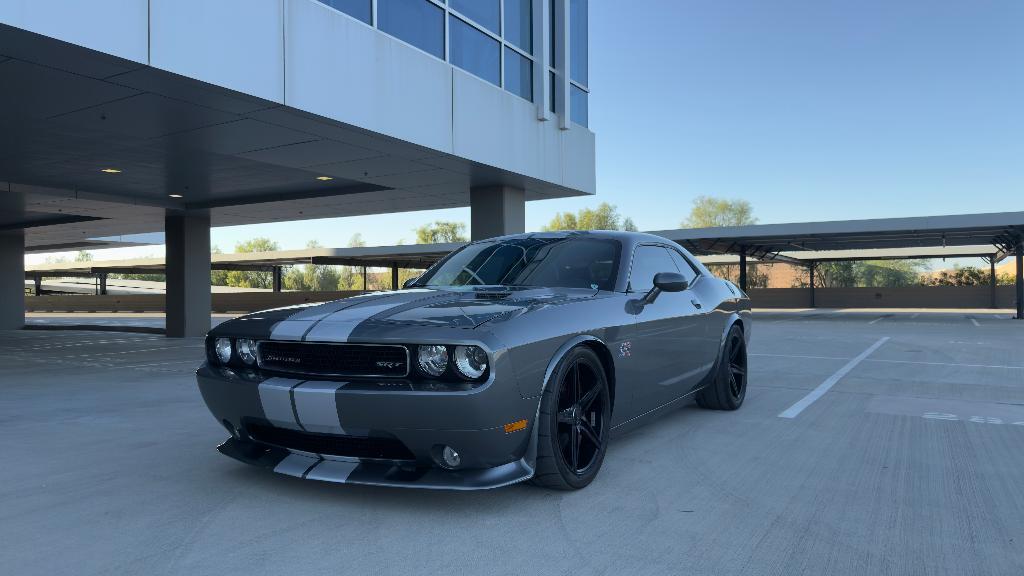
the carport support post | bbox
[989,257,997,309]
[272,266,282,293]
[34,275,42,296]
[391,263,399,290]
[165,210,211,338]
[1016,242,1024,320]
[0,230,25,330]
[738,248,748,292]
[808,262,816,308]
[470,186,525,241]
[98,273,108,296]
[362,266,367,291]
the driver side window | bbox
[628,245,679,292]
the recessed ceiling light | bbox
[100,168,122,174]
[316,176,333,181]
[169,194,183,198]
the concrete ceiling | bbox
[0,24,583,251]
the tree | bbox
[681,196,757,228]
[210,246,228,286]
[923,265,989,287]
[542,202,636,231]
[75,251,93,262]
[415,221,467,244]
[225,238,279,289]
[338,234,369,290]
[283,240,340,292]
[858,260,927,288]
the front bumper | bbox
[196,364,539,489]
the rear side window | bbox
[667,249,699,284]
[628,245,679,292]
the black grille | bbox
[248,424,416,461]
[257,341,408,378]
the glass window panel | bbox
[570,0,588,85]
[549,0,556,68]
[317,0,371,24]
[629,246,679,292]
[504,47,533,101]
[449,16,500,85]
[549,71,556,113]
[504,0,532,53]
[570,84,588,127]
[378,0,444,58]
[450,0,500,34]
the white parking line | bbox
[970,318,981,327]
[868,317,884,325]
[778,337,890,419]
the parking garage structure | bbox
[1,0,595,336]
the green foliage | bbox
[225,238,279,289]
[707,263,769,289]
[681,196,757,228]
[997,272,1016,286]
[923,265,990,287]
[210,245,228,286]
[542,202,636,232]
[415,221,467,244]
[337,233,370,290]
[795,260,928,288]
[75,251,94,262]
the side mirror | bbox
[642,272,688,305]
[654,272,689,293]
[402,277,419,289]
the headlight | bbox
[236,339,257,365]
[417,345,449,377]
[453,345,488,380]
[214,338,233,364]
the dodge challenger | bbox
[197,231,751,490]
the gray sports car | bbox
[197,231,751,490]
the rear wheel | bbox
[531,347,611,490]
[696,325,747,411]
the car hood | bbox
[218,287,599,339]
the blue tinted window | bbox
[569,0,588,85]
[550,71,556,113]
[378,0,444,58]
[449,16,500,85]
[450,0,499,34]
[571,84,588,126]
[504,0,532,53]
[505,47,532,101]
[318,0,371,24]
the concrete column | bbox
[0,230,25,330]
[391,263,399,290]
[165,210,211,338]
[470,186,526,241]
[808,263,816,308]
[738,249,748,292]
[272,266,283,292]
[1016,243,1023,320]
[98,273,108,296]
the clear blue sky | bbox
[47,0,1024,260]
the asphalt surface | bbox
[3,311,1023,575]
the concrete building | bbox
[0,0,595,335]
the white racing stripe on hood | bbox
[258,378,303,430]
[303,300,414,342]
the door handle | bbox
[691,299,702,309]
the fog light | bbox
[441,446,461,468]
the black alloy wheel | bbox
[532,347,611,490]
[696,324,747,411]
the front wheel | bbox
[696,324,747,411]
[531,347,611,490]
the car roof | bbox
[478,230,672,245]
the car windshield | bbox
[416,237,621,291]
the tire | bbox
[696,324,747,411]
[531,346,612,490]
